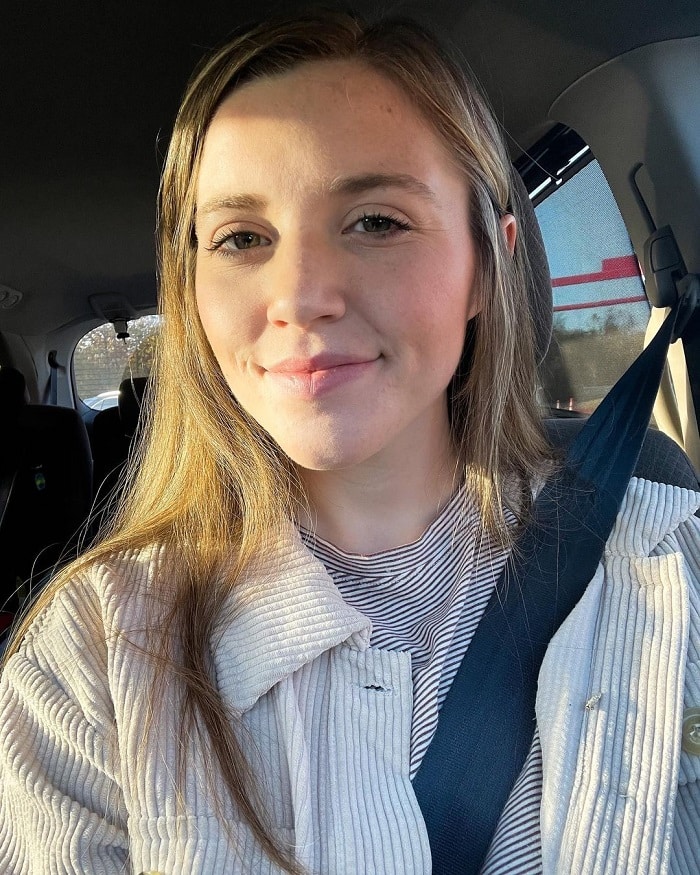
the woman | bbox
[1,12,698,875]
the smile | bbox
[263,355,378,398]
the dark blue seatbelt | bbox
[413,301,682,874]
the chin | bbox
[285,448,364,473]
[277,436,381,473]
[262,415,380,472]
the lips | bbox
[266,352,374,373]
[263,353,378,397]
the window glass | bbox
[535,160,650,414]
[73,315,161,408]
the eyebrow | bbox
[327,172,438,201]
[197,193,268,219]
[196,172,438,221]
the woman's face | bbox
[195,59,479,472]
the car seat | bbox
[90,375,150,517]
[0,366,93,620]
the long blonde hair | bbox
[6,11,549,872]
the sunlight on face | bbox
[194,60,479,472]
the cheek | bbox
[397,254,476,349]
[418,272,476,383]
[194,291,227,365]
[195,259,223,329]
[194,263,260,364]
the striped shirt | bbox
[301,487,543,873]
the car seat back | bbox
[90,376,150,513]
[0,367,93,616]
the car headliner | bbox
[1,0,698,337]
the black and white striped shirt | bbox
[301,487,543,873]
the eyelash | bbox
[352,212,412,235]
[206,230,269,253]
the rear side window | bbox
[73,315,161,408]
[534,159,650,414]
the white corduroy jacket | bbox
[0,477,699,874]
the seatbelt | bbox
[413,301,682,874]
[0,468,19,532]
[47,350,59,405]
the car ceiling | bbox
[1,0,698,338]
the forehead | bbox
[211,58,429,136]
[196,59,464,204]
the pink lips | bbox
[263,353,377,397]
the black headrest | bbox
[118,377,149,438]
[543,417,700,491]
[0,366,27,419]
[512,171,552,364]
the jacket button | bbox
[682,707,700,755]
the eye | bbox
[230,232,267,250]
[347,212,412,236]
[207,229,272,253]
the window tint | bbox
[535,160,650,414]
[73,315,161,408]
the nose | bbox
[266,231,347,328]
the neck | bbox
[298,419,459,555]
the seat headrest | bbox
[0,366,27,419]
[512,171,552,364]
[118,377,149,438]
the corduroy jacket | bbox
[0,476,699,874]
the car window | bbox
[73,315,162,407]
[531,156,650,415]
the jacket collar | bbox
[210,477,700,714]
[607,476,700,556]
[211,522,371,713]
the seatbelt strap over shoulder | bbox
[413,303,680,874]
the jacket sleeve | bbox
[0,578,130,874]
[667,510,700,874]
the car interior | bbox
[1,0,699,631]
